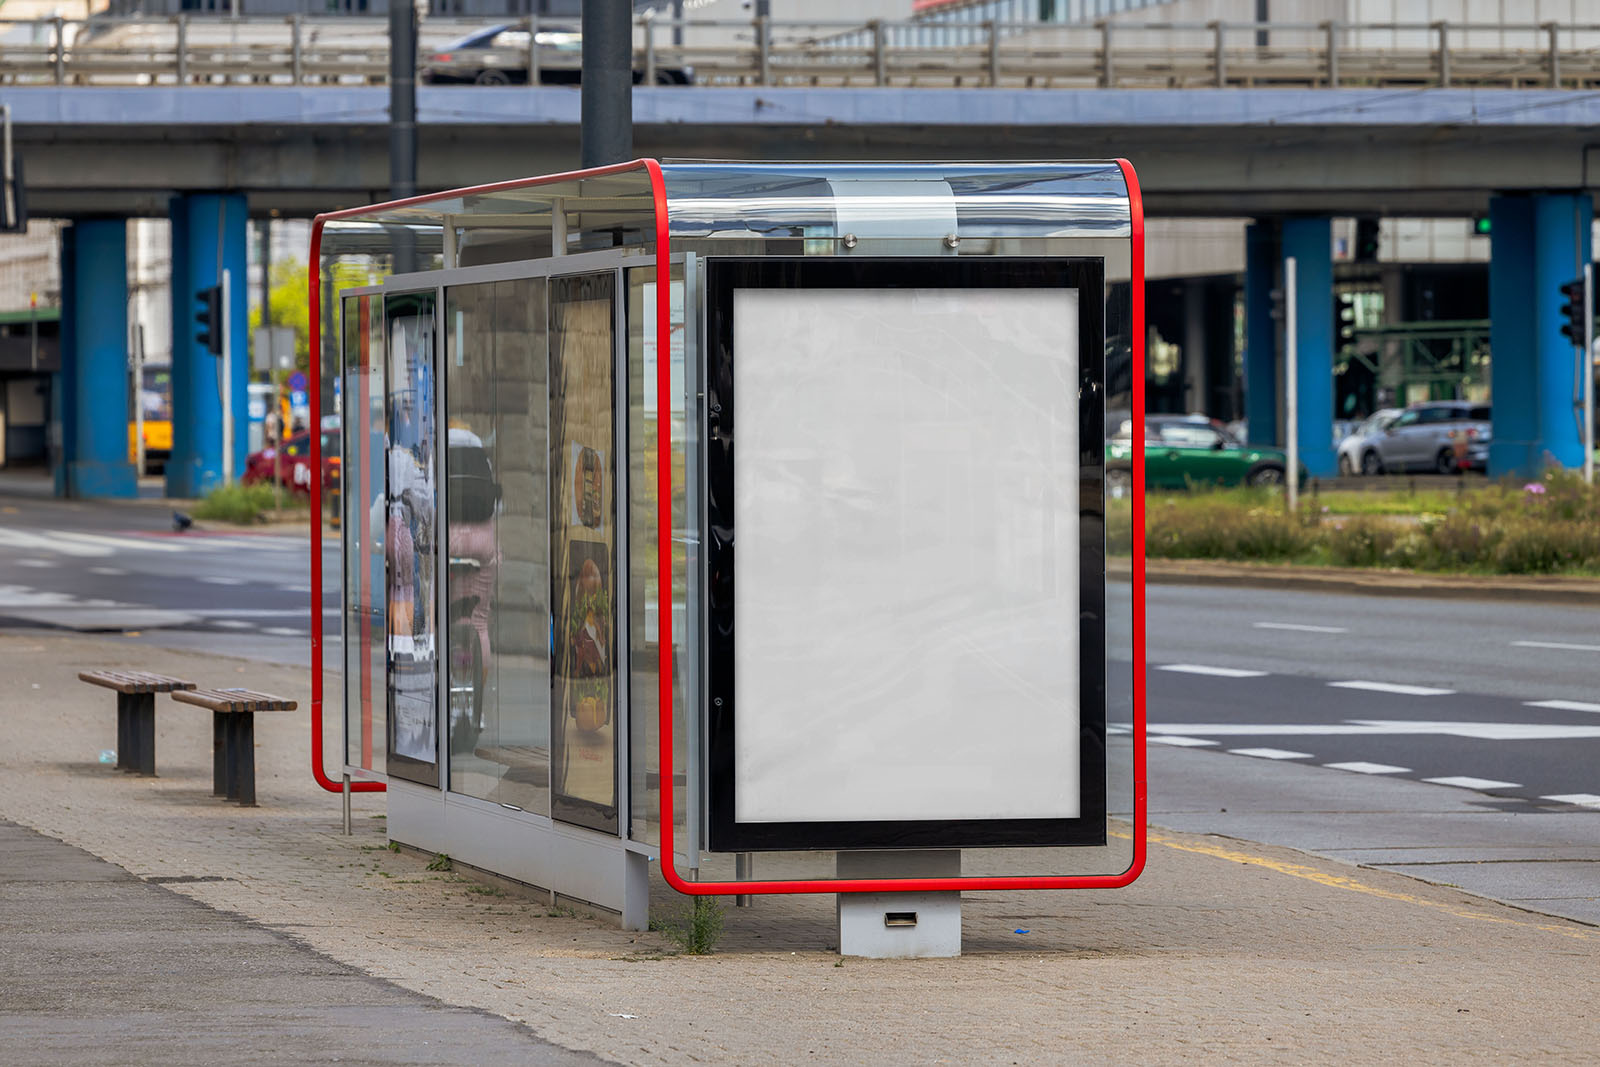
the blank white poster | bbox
[732,286,1081,825]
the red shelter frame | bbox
[309,158,1147,893]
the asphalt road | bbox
[0,490,333,667]
[1133,580,1600,923]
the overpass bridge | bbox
[7,23,1597,496]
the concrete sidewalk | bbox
[1,629,1597,1064]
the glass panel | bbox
[445,277,552,815]
[549,271,620,834]
[626,264,692,852]
[343,292,386,777]
[385,290,441,788]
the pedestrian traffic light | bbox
[1355,218,1380,263]
[1559,277,1586,347]
[1336,292,1356,347]
[194,285,222,355]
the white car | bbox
[1336,409,1402,475]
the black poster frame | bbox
[704,256,1107,853]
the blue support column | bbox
[51,225,78,497]
[1489,194,1593,478]
[1243,221,1278,447]
[65,220,136,499]
[167,193,249,498]
[1282,217,1337,477]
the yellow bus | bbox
[129,363,172,473]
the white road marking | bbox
[1148,720,1600,741]
[1328,680,1456,696]
[1158,664,1270,678]
[1542,794,1600,809]
[262,627,306,636]
[1324,761,1410,775]
[1150,736,1217,747]
[284,586,312,594]
[0,528,107,557]
[88,566,127,576]
[190,608,338,618]
[211,620,255,630]
[1525,699,1600,714]
[1253,622,1349,634]
[1423,775,1521,791]
[50,530,184,553]
[1511,640,1600,653]
[199,576,246,586]
[16,559,53,568]
[1229,748,1312,760]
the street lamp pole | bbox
[581,0,633,168]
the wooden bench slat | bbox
[78,669,197,694]
[171,688,297,712]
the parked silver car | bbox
[1346,401,1491,475]
[1335,408,1402,475]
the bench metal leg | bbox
[116,693,133,772]
[231,713,256,806]
[133,692,156,777]
[213,711,227,796]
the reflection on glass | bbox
[446,278,552,814]
[385,291,439,786]
[626,266,692,851]
[550,272,619,832]
[343,293,387,776]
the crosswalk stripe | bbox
[49,531,185,553]
[1151,736,1217,747]
[1329,680,1455,696]
[1229,747,1312,760]
[1158,664,1269,678]
[1525,699,1600,714]
[0,528,107,557]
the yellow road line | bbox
[1111,829,1595,942]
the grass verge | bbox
[1110,470,1600,577]
[190,482,307,525]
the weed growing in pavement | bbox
[465,883,503,896]
[386,841,401,853]
[426,853,453,872]
[650,896,725,955]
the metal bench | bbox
[169,688,297,806]
[78,670,198,777]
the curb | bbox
[1108,556,1600,605]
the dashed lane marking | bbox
[211,620,254,630]
[1253,621,1349,634]
[1324,761,1410,774]
[1329,680,1456,696]
[1157,664,1269,678]
[1228,747,1312,760]
[1423,775,1521,791]
[200,576,247,586]
[1149,720,1600,740]
[1542,794,1600,809]
[1150,736,1217,747]
[1512,639,1600,653]
[1525,699,1600,714]
[262,627,306,637]
[88,566,126,576]
[16,559,53,568]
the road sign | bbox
[253,326,297,372]
[288,371,308,392]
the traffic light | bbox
[1559,277,1585,347]
[1336,292,1356,347]
[194,285,222,355]
[1355,218,1380,263]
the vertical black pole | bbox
[581,0,633,168]
[390,0,418,273]
[1255,0,1269,48]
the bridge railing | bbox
[2,15,1599,89]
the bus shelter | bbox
[310,160,1147,957]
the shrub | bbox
[1325,517,1400,568]
[190,482,301,524]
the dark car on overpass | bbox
[420,23,694,86]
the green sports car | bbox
[1106,415,1301,493]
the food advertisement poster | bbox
[548,273,618,830]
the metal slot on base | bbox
[884,911,918,928]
